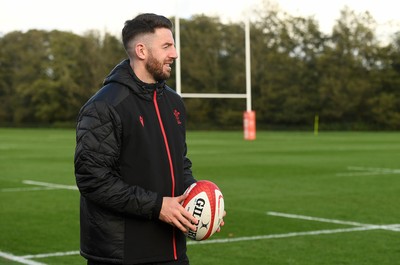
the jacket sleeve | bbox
[74,101,163,220]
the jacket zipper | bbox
[153,91,178,260]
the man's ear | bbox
[135,43,146,60]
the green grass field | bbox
[1,128,399,265]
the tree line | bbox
[0,4,399,130]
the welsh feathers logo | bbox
[173,109,182,125]
[139,115,144,127]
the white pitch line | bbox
[0,251,46,265]
[0,187,57,192]
[0,180,78,193]
[188,226,375,245]
[371,224,400,232]
[10,214,400,261]
[267,211,400,232]
[21,251,80,259]
[22,180,78,190]
[347,166,400,173]
[267,211,371,227]
[336,166,400,176]
[14,226,376,260]
[336,171,396,177]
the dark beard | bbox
[145,52,170,82]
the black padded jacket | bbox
[74,59,196,264]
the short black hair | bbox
[122,13,173,50]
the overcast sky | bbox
[1,0,399,41]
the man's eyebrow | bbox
[163,41,175,47]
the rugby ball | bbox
[182,180,224,241]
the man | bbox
[74,13,220,265]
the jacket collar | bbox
[103,59,166,101]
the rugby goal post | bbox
[175,17,256,140]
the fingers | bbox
[160,197,227,236]
[159,196,198,233]
[180,207,198,231]
[176,194,199,230]
[216,211,227,233]
[174,210,198,233]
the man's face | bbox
[145,28,178,82]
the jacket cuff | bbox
[152,194,163,220]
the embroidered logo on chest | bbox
[173,109,182,125]
[139,115,144,127]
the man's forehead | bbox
[133,28,174,48]
[151,28,175,45]
[154,28,174,39]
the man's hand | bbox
[159,194,198,233]
[216,211,226,233]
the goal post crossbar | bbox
[174,18,252,111]
[174,16,255,139]
[180,93,247,99]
